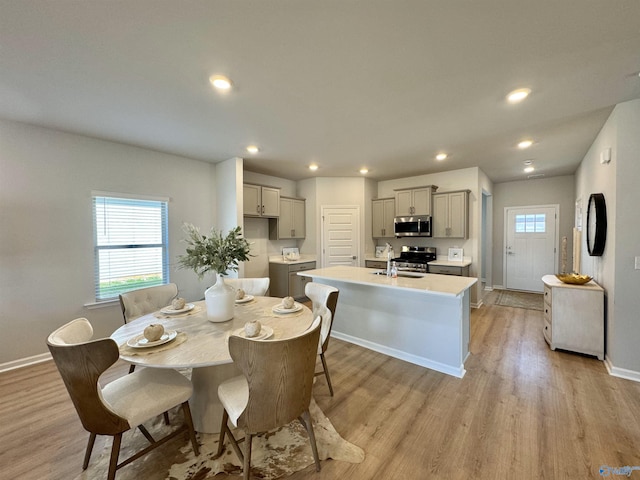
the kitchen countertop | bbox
[268,255,317,265]
[429,258,472,267]
[298,265,476,297]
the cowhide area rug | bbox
[73,398,364,480]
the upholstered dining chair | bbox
[214,317,322,480]
[118,283,178,323]
[304,282,340,396]
[119,283,178,375]
[47,318,200,480]
[224,277,270,296]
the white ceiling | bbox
[1,1,640,183]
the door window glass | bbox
[515,213,546,233]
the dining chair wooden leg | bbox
[319,353,334,396]
[214,409,229,459]
[107,433,122,480]
[137,424,156,444]
[83,432,97,470]
[243,433,253,480]
[128,364,136,374]
[299,410,321,472]
[163,411,171,425]
[181,401,200,456]
[226,425,244,463]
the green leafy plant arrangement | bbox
[177,223,252,278]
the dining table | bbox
[110,296,314,433]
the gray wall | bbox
[491,175,576,288]
[576,99,640,375]
[0,119,218,365]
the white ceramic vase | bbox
[204,273,235,322]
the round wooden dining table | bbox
[110,296,314,433]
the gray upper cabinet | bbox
[243,184,280,217]
[269,197,305,240]
[432,190,469,238]
[372,198,395,238]
[394,186,436,216]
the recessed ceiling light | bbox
[518,140,533,149]
[435,153,448,161]
[507,88,531,103]
[524,166,535,173]
[359,168,369,174]
[209,75,232,90]
[309,164,318,171]
[246,145,259,154]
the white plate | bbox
[127,330,178,349]
[232,325,274,340]
[235,295,255,304]
[272,302,302,314]
[160,303,195,315]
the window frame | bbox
[92,191,170,302]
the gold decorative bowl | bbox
[556,273,592,285]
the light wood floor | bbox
[2,291,640,479]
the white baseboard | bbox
[484,286,494,291]
[331,331,466,378]
[0,352,52,373]
[604,356,640,383]
[471,300,483,309]
[493,284,504,290]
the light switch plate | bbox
[635,256,640,270]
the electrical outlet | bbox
[636,256,640,270]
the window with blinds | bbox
[93,194,169,301]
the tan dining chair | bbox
[118,283,178,323]
[47,318,200,480]
[224,277,270,296]
[119,283,178,375]
[214,317,322,480]
[305,282,340,396]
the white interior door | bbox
[321,206,360,267]
[505,205,557,292]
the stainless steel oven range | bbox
[392,246,436,273]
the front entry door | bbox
[505,205,557,292]
[321,206,360,267]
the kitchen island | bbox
[298,266,477,377]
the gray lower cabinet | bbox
[365,260,388,269]
[428,264,470,276]
[269,261,316,299]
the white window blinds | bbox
[93,194,169,301]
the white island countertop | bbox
[298,265,476,297]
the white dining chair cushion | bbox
[47,317,93,345]
[217,375,249,427]
[101,367,193,428]
[225,277,270,296]
[304,283,339,352]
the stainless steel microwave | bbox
[394,215,432,237]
